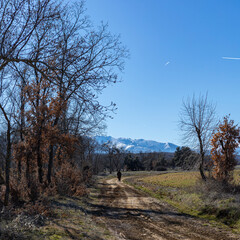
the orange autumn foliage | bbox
[10,77,85,203]
[211,116,240,182]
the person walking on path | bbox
[117,170,122,181]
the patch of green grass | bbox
[49,234,63,240]
[199,205,240,226]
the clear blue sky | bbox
[86,0,240,145]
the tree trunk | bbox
[26,154,30,188]
[18,78,26,180]
[0,103,12,206]
[18,159,22,181]
[47,145,54,184]
[198,133,206,181]
[37,143,43,184]
[36,124,43,184]
[4,121,11,205]
[109,156,112,174]
[47,115,60,184]
[199,145,207,181]
[199,161,206,181]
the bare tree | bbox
[0,78,16,205]
[0,0,60,73]
[0,0,128,206]
[102,142,126,173]
[44,3,128,183]
[0,0,128,190]
[179,94,216,180]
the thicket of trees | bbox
[124,155,144,171]
[0,0,128,206]
[180,94,240,184]
[172,147,199,170]
[122,152,174,171]
[88,149,175,173]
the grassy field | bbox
[141,169,240,188]
[125,169,240,233]
[141,171,200,188]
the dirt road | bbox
[90,177,240,240]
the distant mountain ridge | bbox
[95,136,179,153]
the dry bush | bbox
[0,185,5,206]
[8,162,88,206]
[196,178,240,198]
[54,161,88,197]
[5,157,90,207]
[196,178,240,226]
[21,198,53,218]
[9,171,44,205]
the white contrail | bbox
[165,61,170,66]
[222,57,240,60]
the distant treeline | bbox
[91,146,208,173]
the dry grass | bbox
[0,179,116,240]
[142,169,240,188]
[127,169,240,232]
[141,171,200,188]
[233,169,240,184]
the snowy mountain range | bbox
[95,136,179,153]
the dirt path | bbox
[90,177,240,240]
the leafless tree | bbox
[179,93,216,180]
[44,2,128,183]
[0,0,60,73]
[0,0,128,204]
[0,74,16,205]
[102,142,126,173]
[0,0,60,201]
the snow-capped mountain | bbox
[95,136,178,153]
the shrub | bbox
[156,167,167,171]
[211,116,240,183]
[54,162,88,197]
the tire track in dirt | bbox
[91,177,240,240]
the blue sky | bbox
[86,0,240,145]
